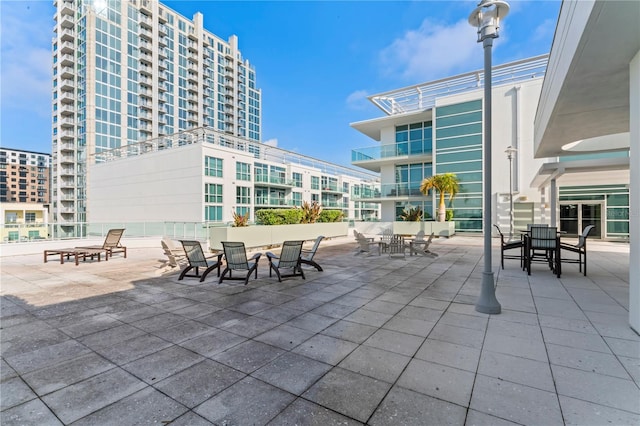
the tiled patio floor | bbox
[1,236,638,425]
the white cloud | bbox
[379,18,481,82]
[1,1,55,117]
[532,18,556,42]
[345,89,370,110]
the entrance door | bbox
[560,202,603,238]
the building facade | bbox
[0,148,51,242]
[88,127,380,225]
[51,0,260,233]
[351,56,550,234]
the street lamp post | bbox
[469,0,510,315]
[505,145,517,240]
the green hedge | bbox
[255,209,304,225]
[255,208,343,225]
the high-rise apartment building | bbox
[0,148,51,242]
[51,0,261,233]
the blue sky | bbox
[0,0,561,167]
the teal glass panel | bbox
[409,129,422,140]
[436,100,482,117]
[559,195,605,201]
[455,172,483,182]
[436,160,482,173]
[606,208,629,220]
[436,111,482,128]
[459,183,483,193]
[436,134,482,150]
[456,220,482,231]
[436,123,482,139]
[559,151,629,162]
[451,209,483,218]
[607,221,629,234]
[607,194,629,206]
[396,131,408,142]
[452,197,482,208]
[437,150,482,163]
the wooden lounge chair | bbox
[560,225,595,276]
[162,237,187,268]
[219,241,261,285]
[379,229,394,253]
[355,234,381,256]
[178,240,223,282]
[77,228,127,258]
[300,236,324,271]
[267,240,305,282]
[410,232,437,257]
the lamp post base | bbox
[475,271,501,314]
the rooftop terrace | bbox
[1,235,637,424]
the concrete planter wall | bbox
[209,222,349,250]
[392,221,456,238]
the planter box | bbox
[392,221,456,238]
[209,222,349,250]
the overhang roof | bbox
[534,0,640,158]
[350,110,432,141]
[530,157,630,189]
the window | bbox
[292,192,302,205]
[236,186,251,204]
[236,162,251,181]
[205,205,222,221]
[235,206,250,217]
[5,212,17,223]
[25,212,36,223]
[311,176,320,190]
[292,172,302,188]
[204,156,223,177]
[204,183,222,203]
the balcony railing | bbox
[254,198,296,207]
[352,143,432,162]
[254,176,294,186]
[352,183,426,199]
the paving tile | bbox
[470,375,563,425]
[542,326,612,353]
[604,336,640,358]
[212,340,285,373]
[41,367,146,424]
[0,398,63,426]
[170,302,222,319]
[268,398,363,425]
[369,385,467,426]
[382,315,436,337]
[396,305,444,322]
[21,352,116,396]
[559,395,640,426]
[619,355,640,384]
[193,309,249,328]
[429,322,485,349]
[547,343,632,378]
[218,315,279,338]
[483,332,548,362]
[321,319,378,344]
[363,328,424,356]
[194,376,294,425]
[78,324,148,349]
[310,302,358,319]
[1,326,70,359]
[0,376,37,411]
[487,318,542,341]
[179,328,247,357]
[252,351,332,395]
[253,323,314,350]
[168,411,214,426]
[331,294,372,308]
[154,359,245,408]
[302,367,391,423]
[415,338,481,372]
[122,345,204,384]
[254,305,303,323]
[4,339,91,375]
[338,345,411,383]
[292,334,358,365]
[465,409,521,425]
[533,297,588,320]
[478,350,555,392]
[343,308,393,327]
[283,312,338,334]
[363,299,405,315]
[152,319,216,343]
[551,364,640,413]
[397,358,475,407]
[228,300,274,315]
[92,333,173,365]
[72,386,188,425]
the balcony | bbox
[351,144,433,172]
[60,66,74,79]
[139,76,152,87]
[59,13,74,29]
[60,53,74,66]
[254,176,293,187]
[139,27,152,40]
[60,78,74,92]
[58,0,74,16]
[139,52,152,64]
[60,40,74,54]
[59,129,75,140]
[60,154,75,164]
[254,198,295,207]
[139,64,152,76]
[59,92,74,104]
[60,117,75,128]
[59,104,74,116]
[139,39,152,52]
[139,14,152,28]
[59,142,75,152]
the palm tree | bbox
[420,173,460,222]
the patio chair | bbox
[300,235,324,271]
[388,234,407,259]
[524,226,560,277]
[266,240,305,282]
[219,241,262,285]
[162,237,187,268]
[77,228,127,258]
[410,232,437,257]
[379,229,394,253]
[178,240,223,282]
[493,224,524,269]
[355,234,381,256]
[560,224,595,276]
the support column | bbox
[629,50,639,333]
[550,178,558,228]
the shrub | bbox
[299,201,322,223]
[232,210,249,227]
[399,206,423,221]
[445,210,454,221]
[318,209,344,223]
[255,209,303,225]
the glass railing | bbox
[0,222,225,244]
[352,144,432,162]
[352,183,426,199]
